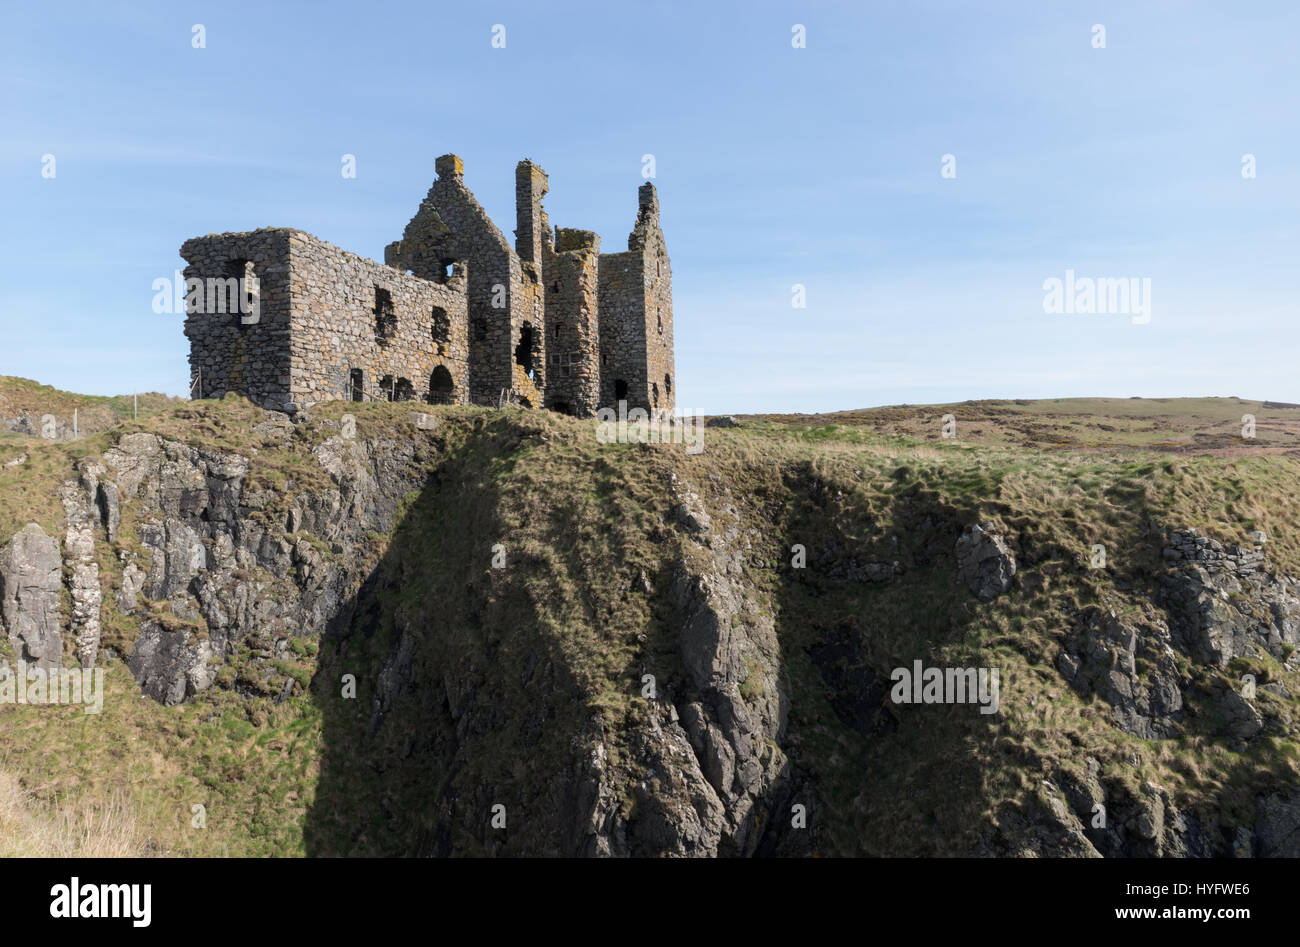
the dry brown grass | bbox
[0,770,149,857]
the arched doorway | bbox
[428,365,455,404]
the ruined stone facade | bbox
[182,155,674,418]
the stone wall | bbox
[182,229,293,410]
[184,229,470,410]
[513,257,546,405]
[286,231,469,405]
[388,156,521,405]
[634,184,676,418]
[546,230,602,416]
[515,161,548,267]
[597,250,644,412]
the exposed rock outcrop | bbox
[1254,793,1300,856]
[60,475,102,668]
[128,620,215,706]
[983,766,1216,858]
[705,416,741,428]
[561,474,797,856]
[2,411,76,440]
[93,423,430,702]
[668,474,791,855]
[1160,528,1300,666]
[1054,529,1300,746]
[955,522,1016,601]
[0,523,64,668]
[1056,608,1184,739]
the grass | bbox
[0,661,323,856]
[0,768,146,857]
[0,375,179,429]
[742,396,1300,453]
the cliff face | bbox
[98,425,427,705]
[3,394,1300,857]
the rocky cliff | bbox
[2,393,1300,857]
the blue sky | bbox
[2,0,1297,414]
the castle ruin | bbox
[181,154,674,418]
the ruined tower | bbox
[598,182,674,418]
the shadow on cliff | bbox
[302,416,705,856]
[763,465,1019,856]
[301,427,1010,856]
[304,423,560,854]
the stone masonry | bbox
[182,155,675,418]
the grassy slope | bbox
[0,376,178,435]
[748,397,1300,452]
[0,380,1297,855]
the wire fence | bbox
[178,371,509,409]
